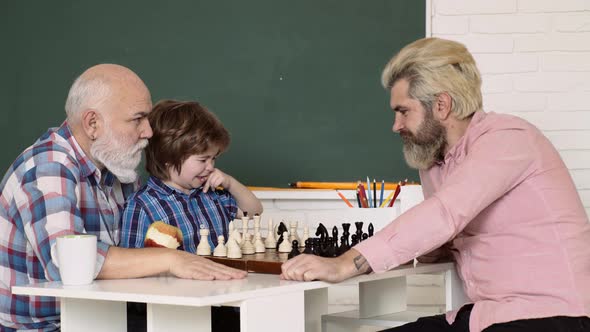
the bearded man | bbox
[281,38,590,332]
[0,64,246,331]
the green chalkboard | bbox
[0,1,422,187]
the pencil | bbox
[336,190,354,208]
[356,190,361,208]
[388,183,402,207]
[366,177,372,208]
[379,179,385,207]
[358,183,369,208]
[373,179,377,208]
[380,189,396,208]
[288,181,401,190]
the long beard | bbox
[90,127,148,183]
[400,113,447,170]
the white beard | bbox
[91,126,148,183]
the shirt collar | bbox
[148,176,202,197]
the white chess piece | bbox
[254,232,265,253]
[253,214,261,236]
[241,233,255,255]
[213,235,227,257]
[289,220,300,244]
[232,228,242,245]
[264,218,276,249]
[278,231,292,253]
[241,215,250,240]
[227,236,242,258]
[196,227,211,256]
[300,224,309,248]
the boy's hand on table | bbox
[169,250,247,280]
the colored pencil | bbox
[379,179,385,206]
[380,189,396,208]
[358,183,369,208]
[373,179,377,208]
[356,190,361,208]
[388,183,402,207]
[366,177,372,208]
[336,190,354,208]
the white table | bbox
[12,262,465,332]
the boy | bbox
[120,99,263,252]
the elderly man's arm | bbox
[98,246,247,280]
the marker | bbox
[336,190,354,208]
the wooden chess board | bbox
[205,249,291,274]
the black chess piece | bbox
[303,238,313,254]
[277,222,288,236]
[351,234,358,247]
[368,223,374,237]
[341,223,351,249]
[332,226,338,243]
[315,223,329,243]
[275,232,284,251]
[354,221,364,243]
[288,240,300,259]
[362,233,369,242]
[243,211,248,217]
[311,238,321,256]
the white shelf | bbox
[323,309,435,328]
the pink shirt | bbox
[355,111,590,332]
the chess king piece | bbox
[264,218,277,249]
[254,232,265,253]
[288,240,300,259]
[213,235,227,257]
[241,233,255,255]
[227,235,242,258]
[196,227,212,256]
[278,231,292,253]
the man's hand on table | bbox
[280,249,371,282]
[170,250,247,280]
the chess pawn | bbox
[278,231,292,253]
[227,236,242,259]
[300,224,309,248]
[289,220,300,244]
[254,232,265,253]
[287,240,300,259]
[213,235,227,257]
[241,233,255,255]
[196,228,211,256]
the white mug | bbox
[54,234,97,285]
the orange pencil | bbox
[336,190,354,208]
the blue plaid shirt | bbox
[120,176,238,252]
[0,123,137,331]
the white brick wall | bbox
[430,0,590,218]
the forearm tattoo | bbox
[353,255,373,274]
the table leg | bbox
[147,304,211,332]
[240,291,305,332]
[359,276,407,318]
[60,298,126,332]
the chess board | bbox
[205,249,291,274]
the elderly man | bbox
[0,64,246,331]
[281,38,590,332]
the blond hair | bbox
[381,38,482,119]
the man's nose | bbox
[140,119,153,139]
[392,113,404,133]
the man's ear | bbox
[434,92,452,121]
[81,109,102,141]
